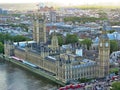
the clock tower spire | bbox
[98,21,110,78]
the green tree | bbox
[0,33,31,43]
[65,34,78,44]
[64,16,107,24]
[107,30,115,33]
[78,78,90,83]
[12,35,30,42]
[110,68,119,75]
[0,33,30,54]
[57,36,64,46]
[0,42,4,53]
[19,24,29,32]
[112,82,120,90]
[11,14,21,17]
[80,38,92,50]
[0,33,5,43]
[110,40,119,53]
[0,33,12,43]
[9,23,29,32]
[110,21,120,26]
[97,11,108,20]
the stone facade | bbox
[4,14,110,83]
[33,13,46,44]
[4,41,99,83]
[98,31,110,78]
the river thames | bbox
[0,61,58,90]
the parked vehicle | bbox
[59,84,85,90]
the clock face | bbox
[105,42,109,47]
[100,43,102,47]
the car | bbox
[114,78,118,81]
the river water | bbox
[0,61,58,90]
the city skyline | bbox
[0,0,120,6]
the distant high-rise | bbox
[0,8,2,14]
[0,8,8,14]
[49,11,57,22]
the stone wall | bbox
[14,48,57,74]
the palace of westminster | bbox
[4,13,110,83]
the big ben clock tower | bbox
[98,22,110,78]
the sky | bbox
[0,0,120,6]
